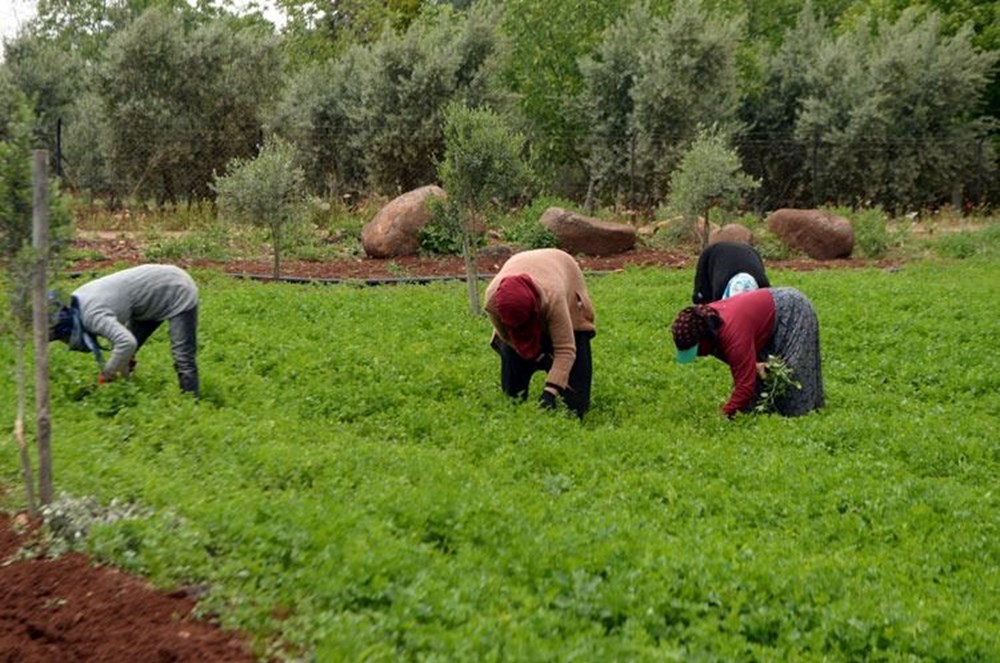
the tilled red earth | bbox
[2,236,898,662]
[67,232,889,281]
[0,513,261,663]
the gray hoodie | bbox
[72,264,198,376]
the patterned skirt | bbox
[764,287,825,416]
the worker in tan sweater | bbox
[483,248,596,418]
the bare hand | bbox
[756,362,767,379]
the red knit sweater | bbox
[708,289,776,416]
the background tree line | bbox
[1,0,997,216]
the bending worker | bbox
[692,241,770,303]
[671,287,824,418]
[49,264,200,395]
[484,248,596,418]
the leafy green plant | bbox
[933,222,1000,260]
[143,225,232,262]
[836,205,889,259]
[418,196,467,256]
[752,228,792,260]
[2,261,1000,661]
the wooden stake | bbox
[32,150,53,506]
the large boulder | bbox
[539,207,636,256]
[710,223,754,245]
[361,185,446,258]
[766,208,854,259]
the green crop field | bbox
[2,259,999,661]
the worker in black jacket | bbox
[692,241,771,304]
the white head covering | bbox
[722,272,759,299]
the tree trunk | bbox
[461,221,481,316]
[272,223,282,280]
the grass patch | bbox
[2,261,999,660]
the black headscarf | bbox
[50,296,104,367]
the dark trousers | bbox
[492,330,594,418]
[129,307,199,395]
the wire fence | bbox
[49,119,999,213]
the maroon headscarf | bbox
[493,274,543,359]
[671,304,716,350]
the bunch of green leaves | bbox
[841,205,890,259]
[754,354,802,414]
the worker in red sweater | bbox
[671,287,824,417]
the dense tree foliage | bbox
[499,0,631,196]
[91,9,282,204]
[579,1,743,209]
[795,8,997,211]
[0,0,997,213]
[271,3,508,196]
[0,75,36,258]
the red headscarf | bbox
[493,274,543,359]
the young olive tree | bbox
[438,102,533,315]
[212,138,307,279]
[665,129,760,249]
[0,91,38,514]
[1,81,70,512]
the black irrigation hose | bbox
[63,269,488,286]
[67,269,620,286]
[227,272,497,286]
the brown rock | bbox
[766,208,854,259]
[361,185,447,258]
[539,207,637,256]
[710,223,754,245]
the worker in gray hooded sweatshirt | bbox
[49,264,199,395]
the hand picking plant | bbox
[755,354,801,413]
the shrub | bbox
[143,224,232,262]
[837,205,889,259]
[500,197,565,250]
[925,216,1000,260]
[419,197,470,256]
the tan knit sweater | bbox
[483,249,596,388]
